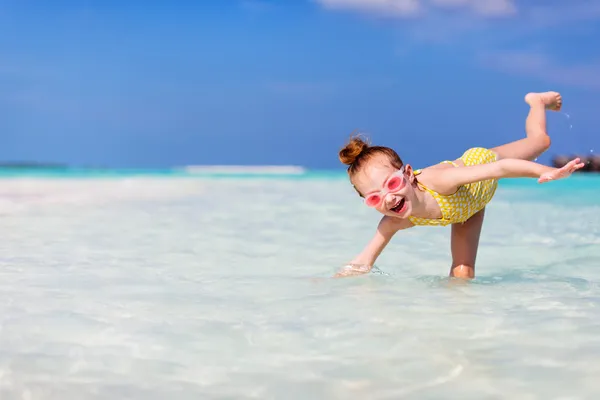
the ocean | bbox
[1,169,600,399]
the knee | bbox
[537,135,551,152]
[450,264,475,279]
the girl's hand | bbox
[333,263,372,278]
[538,158,585,183]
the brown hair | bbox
[339,134,404,179]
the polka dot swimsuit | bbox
[408,147,499,227]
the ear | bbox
[403,164,416,183]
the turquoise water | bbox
[1,166,598,186]
[1,172,600,399]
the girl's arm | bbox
[431,157,583,195]
[334,216,412,277]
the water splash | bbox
[562,112,573,130]
[564,113,596,159]
[370,266,391,276]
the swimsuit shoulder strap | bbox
[441,160,458,167]
[413,170,439,198]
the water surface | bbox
[1,172,599,399]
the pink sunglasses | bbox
[364,167,406,208]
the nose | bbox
[383,192,396,207]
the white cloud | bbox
[315,0,600,23]
[432,0,516,16]
[316,0,421,17]
[314,0,600,91]
[315,0,516,17]
[528,1,600,28]
[478,51,600,90]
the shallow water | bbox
[1,175,600,399]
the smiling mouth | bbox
[390,198,406,213]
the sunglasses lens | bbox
[365,194,381,207]
[387,176,402,191]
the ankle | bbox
[450,264,474,279]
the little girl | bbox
[336,91,584,278]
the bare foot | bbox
[525,91,562,111]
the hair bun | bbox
[339,135,369,165]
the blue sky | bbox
[1,0,598,169]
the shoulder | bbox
[417,162,466,196]
[413,162,454,187]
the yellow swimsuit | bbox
[408,147,499,227]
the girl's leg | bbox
[449,92,562,279]
[492,92,562,161]
[449,208,486,279]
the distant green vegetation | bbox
[0,162,69,169]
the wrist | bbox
[538,164,555,176]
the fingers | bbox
[560,158,585,174]
[565,159,585,173]
[563,158,580,169]
[334,264,371,278]
[540,157,584,184]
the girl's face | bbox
[352,154,418,219]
